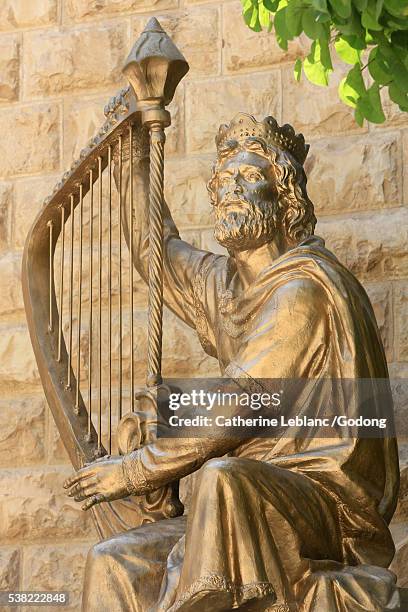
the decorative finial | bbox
[143,17,165,33]
[123,18,189,107]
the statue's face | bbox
[212,149,278,251]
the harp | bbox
[22,19,189,540]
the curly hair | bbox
[207,136,316,246]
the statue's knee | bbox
[86,539,114,571]
[199,456,239,484]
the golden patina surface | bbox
[24,18,401,612]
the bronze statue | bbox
[23,18,400,612]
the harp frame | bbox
[22,87,137,470]
[22,19,189,537]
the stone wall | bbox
[0,0,407,608]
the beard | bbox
[214,197,277,251]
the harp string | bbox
[67,194,75,389]
[98,156,103,453]
[87,169,94,442]
[129,123,134,413]
[52,128,140,455]
[48,220,53,333]
[75,184,84,415]
[118,135,123,422]
[57,205,65,363]
[108,145,113,454]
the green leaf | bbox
[378,42,408,90]
[302,8,327,39]
[357,83,386,123]
[339,76,358,107]
[259,3,271,27]
[242,2,257,27]
[273,7,290,49]
[294,58,302,81]
[312,0,329,12]
[303,40,333,86]
[392,31,408,51]
[389,82,408,111]
[361,2,383,30]
[262,0,280,11]
[285,1,304,38]
[368,48,392,85]
[348,63,366,95]
[342,34,367,50]
[249,5,262,31]
[352,0,367,10]
[328,0,352,19]
[315,10,332,22]
[338,63,366,107]
[384,0,408,18]
[335,9,365,36]
[355,106,365,126]
[335,36,362,63]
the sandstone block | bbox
[305,133,402,215]
[0,104,60,178]
[383,365,408,469]
[0,397,45,466]
[162,310,219,377]
[380,88,408,130]
[0,548,19,590]
[223,2,308,73]
[364,282,393,364]
[24,25,128,98]
[0,467,95,542]
[23,544,90,611]
[66,0,178,21]
[0,0,57,31]
[0,252,24,316]
[0,182,11,252]
[318,207,408,281]
[282,65,365,138]
[132,7,220,78]
[63,97,107,169]
[395,283,408,362]
[12,175,58,249]
[178,228,201,250]
[186,72,281,154]
[47,417,70,465]
[167,85,185,157]
[200,228,228,255]
[0,325,39,385]
[165,156,213,228]
[0,34,20,102]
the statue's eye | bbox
[245,171,262,182]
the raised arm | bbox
[113,131,215,329]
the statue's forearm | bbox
[122,436,241,495]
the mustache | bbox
[216,196,253,215]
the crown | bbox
[215,113,309,165]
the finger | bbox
[73,481,100,502]
[82,493,105,512]
[67,477,98,498]
[63,467,95,489]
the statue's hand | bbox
[63,456,129,511]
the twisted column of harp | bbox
[147,125,165,387]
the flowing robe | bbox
[83,233,400,612]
